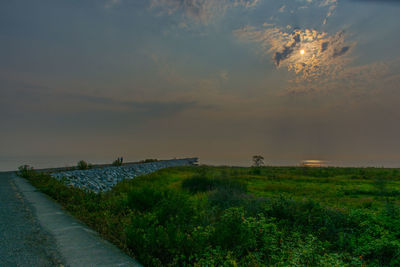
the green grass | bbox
[19,165,400,266]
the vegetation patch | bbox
[182,175,246,194]
[18,165,400,266]
[77,160,92,170]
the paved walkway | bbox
[0,171,63,266]
[0,172,142,267]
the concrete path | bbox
[1,171,142,267]
[0,171,63,266]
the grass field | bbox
[19,165,400,266]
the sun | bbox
[300,49,305,55]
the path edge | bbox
[13,173,142,267]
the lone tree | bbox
[252,155,264,167]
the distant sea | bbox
[1,156,400,172]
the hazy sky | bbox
[1,0,400,170]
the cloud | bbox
[220,70,229,81]
[332,46,350,58]
[0,80,199,121]
[273,31,301,66]
[350,0,400,4]
[75,94,199,117]
[321,0,337,24]
[104,0,121,9]
[235,18,399,96]
[232,0,346,78]
[230,0,400,96]
[234,26,355,80]
[286,58,400,95]
[150,0,260,25]
[148,54,257,111]
[268,0,338,25]
[234,0,260,8]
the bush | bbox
[208,188,249,210]
[17,165,35,178]
[182,175,247,194]
[127,187,164,212]
[265,197,351,245]
[124,188,198,266]
[139,159,158,163]
[77,160,90,170]
[182,176,215,193]
[250,167,262,175]
[182,173,249,210]
[212,207,256,251]
[112,159,122,166]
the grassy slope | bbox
[19,166,400,266]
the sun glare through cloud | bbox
[232,0,357,89]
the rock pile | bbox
[51,158,198,193]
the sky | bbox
[1,0,400,170]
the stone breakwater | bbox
[51,158,198,193]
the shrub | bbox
[153,190,195,224]
[125,188,198,266]
[250,167,262,175]
[208,188,249,210]
[17,165,35,178]
[139,159,158,163]
[373,176,388,194]
[127,187,164,212]
[212,207,254,250]
[77,160,90,170]
[265,197,352,245]
[182,175,247,195]
[112,159,122,166]
[182,176,215,193]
